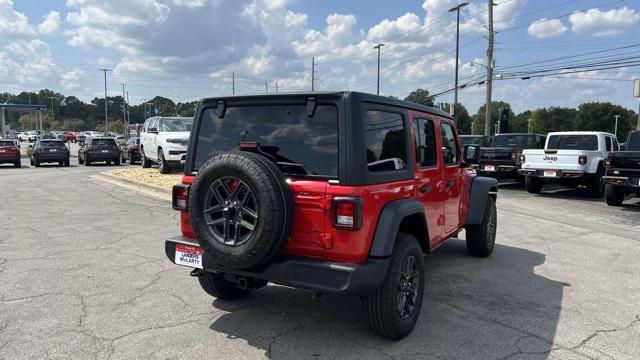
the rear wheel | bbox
[605,185,624,206]
[586,167,605,198]
[198,271,251,300]
[14,160,21,168]
[158,149,171,174]
[525,177,543,194]
[465,196,497,257]
[114,158,121,166]
[85,157,91,166]
[364,233,425,340]
[64,159,70,167]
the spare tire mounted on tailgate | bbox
[188,151,293,269]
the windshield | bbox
[39,141,66,148]
[492,135,533,148]
[547,135,598,150]
[160,118,192,132]
[194,104,338,177]
[91,139,117,147]
[627,132,640,151]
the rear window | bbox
[0,141,15,147]
[492,135,535,149]
[628,132,640,151]
[39,141,66,148]
[460,136,483,146]
[160,118,192,132]
[194,104,339,177]
[547,135,598,150]
[91,139,117,147]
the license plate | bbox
[101,150,109,153]
[543,170,556,177]
[174,244,203,268]
[484,164,495,172]
[50,149,57,152]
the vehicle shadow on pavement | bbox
[208,240,567,359]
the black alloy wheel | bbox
[397,255,420,320]
[202,177,259,246]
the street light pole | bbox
[98,69,112,131]
[449,2,469,119]
[614,115,620,139]
[374,44,385,95]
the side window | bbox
[538,136,546,149]
[439,122,459,165]
[364,110,407,172]
[412,118,437,168]
[613,138,619,151]
[605,136,612,152]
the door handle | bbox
[419,185,432,194]
[445,180,454,189]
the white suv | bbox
[140,116,192,173]
[519,131,618,197]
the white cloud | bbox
[172,0,206,8]
[60,67,87,89]
[37,11,61,35]
[2,39,60,86]
[569,7,640,37]
[366,12,421,42]
[527,18,567,39]
[0,0,36,39]
[460,0,527,33]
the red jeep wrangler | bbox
[166,92,498,339]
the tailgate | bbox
[608,151,640,177]
[522,150,586,171]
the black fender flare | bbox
[369,198,427,258]
[466,176,498,225]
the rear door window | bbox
[627,132,640,151]
[605,137,612,151]
[412,118,437,167]
[364,110,407,172]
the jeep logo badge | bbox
[543,155,558,161]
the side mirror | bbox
[463,145,480,165]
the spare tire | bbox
[188,151,293,270]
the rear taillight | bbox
[604,157,612,169]
[172,184,190,211]
[578,155,587,165]
[332,196,362,230]
[519,154,525,163]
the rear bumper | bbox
[518,169,591,180]
[603,176,640,189]
[34,153,69,162]
[165,236,389,295]
[86,151,119,161]
[0,154,20,162]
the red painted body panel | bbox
[178,110,475,265]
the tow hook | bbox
[190,268,203,277]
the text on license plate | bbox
[543,170,556,177]
[484,164,495,172]
[175,244,203,268]
[101,150,109,153]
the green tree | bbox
[472,101,514,135]
[404,89,434,107]
[530,107,577,134]
[512,110,531,133]
[442,103,472,135]
[576,102,635,141]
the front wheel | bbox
[364,233,425,340]
[158,149,171,174]
[605,184,624,206]
[141,148,151,168]
[198,271,251,300]
[465,196,497,257]
[525,177,543,194]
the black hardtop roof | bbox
[493,133,545,136]
[199,91,453,120]
[89,137,116,140]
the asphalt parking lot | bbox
[1,159,639,360]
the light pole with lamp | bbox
[448,2,469,118]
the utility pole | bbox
[528,118,532,133]
[374,44,385,95]
[121,83,127,135]
[232,72,235,95]
[275,81,278,93]
[143,98,147,121]
[614,115,620,139]
[311,56,316,91]
[48,96,55,125]
[126,91,130,139]
[264,83,269,93]
[484,1,495,136]
[449,2,469,119]
[98,68,112,131]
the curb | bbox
[99,172,171,194]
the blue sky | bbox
[1,0,639,114]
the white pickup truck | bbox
[519,131,619,197]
